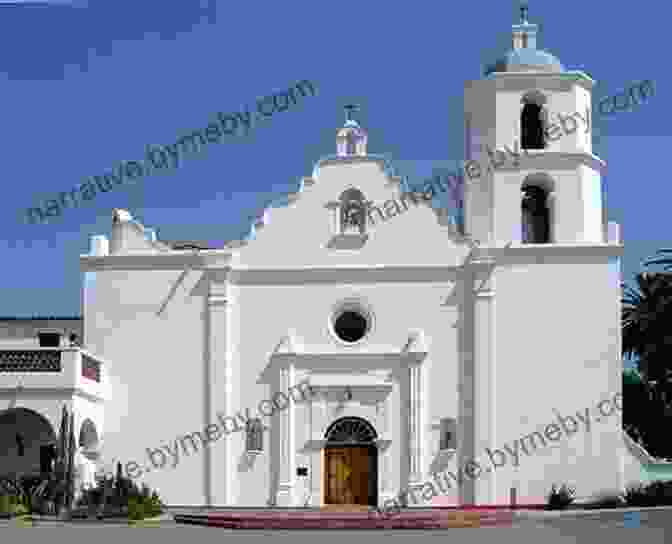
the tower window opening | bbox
[521,102,545,150]
[522,185,550,244]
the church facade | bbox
[1,9,651,508]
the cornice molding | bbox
[486,150,606,174]
[80,246,622,281]
[483,71,595,91]
[259,351,428,384]
[468,242,623,263]
[231,266,462,286]
[0,386,106,403]
[81,252,233,272]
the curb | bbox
[0,512,172,526]
[514,505,672,520]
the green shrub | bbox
[127,491,162,520]
[585,491,625,509]
[644,480,672,506]
[624,483,652,506]
[127,497,144,521]
[625,480,672,507]
[11,502,29,516]
[546,484,576,510]
[0,494,11,514]
[75,469,163,520]
[0,494,31,517]
[8,475,65,514]
[143,491,163,518]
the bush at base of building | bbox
[75,462,164,520]
[545,484,576,510]
[624,480,672,507]
[128,492,163,521]
[0,493,30,517]
[0,475,66,516]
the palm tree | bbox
[622,273,672,458]
[622,272,672,387]
[643,248,672,271]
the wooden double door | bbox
[324,445,377,506]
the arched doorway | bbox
[323,417,378,507]
[0,408,56,478]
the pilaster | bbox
[206,278,236,506]
[273,363,296,506]
[407,361,425,500]
[460,265,496,506]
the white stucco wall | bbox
[83,262,209,505]
[486,256,623,503]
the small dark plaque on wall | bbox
[297,467,308,476]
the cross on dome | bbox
[520,2,528,24]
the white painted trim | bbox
[80,252,233,271]
[0,387,106,403]
[81,244,621,280]
[259,352,427,384]
[489,151,605,173]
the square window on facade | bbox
[246,419,264,453]
[440,418,457,450]
[38,332,61,347]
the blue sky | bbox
[0,0,668,325]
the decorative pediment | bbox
[258,330,429,384]
[272,330,304,355]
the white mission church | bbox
[0,9,657,509]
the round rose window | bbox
[333,310,369,343]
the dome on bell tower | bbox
[336,105,367,157]
[485,3,564,76]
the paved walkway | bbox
[2,505,671,528]
[0,511,669,544]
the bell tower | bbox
[463,3,606,246]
